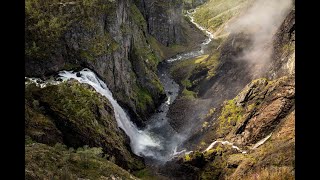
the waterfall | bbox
[58,68,160,156]
[25,8,213,162]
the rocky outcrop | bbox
[25,0,165,126]
[205,76,294,146]
[232,76,294,145]
[165,75,295,179]
[25,81,145,171]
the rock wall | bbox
[134,0,186,46]
[268,9,295,79]
[25,0,166,126]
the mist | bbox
[226,0,293,76]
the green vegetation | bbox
[184,154,192,162]
[25,136,35,145]
[170,56,200,81]
[25,142,137,179]
[180,145,239,179]
[130,3,147,30]
[147,35,169,60]
[147,36,198,61]
[133,46,160,70]
[128,43,164,113]
[25,101,63,145]
[181,89,196,99]
[217,98,244,136]
[133,168,158,179]
[169,51,220,99]
[193,0,250,37]
[40,82,104,124]
[25,0,116,61]
[206,108,216,118]
[282,43,295,54]
[136,86,154,112]
[25,81,145,171]
[25,81,105,127]
[202,121,209,128]
[196,52,220,79]
[169,44,189,53]
[80,33,119,62]
[170,56,206,99]
[183,151,204,162]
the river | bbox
[25,8,214,163]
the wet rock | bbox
[76,72,81,77]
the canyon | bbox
[25,0,295,179]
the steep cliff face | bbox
[268,9,295,79]
[25,0,165,126]
[134,0,185,46]
[183,0,207,9]
[163,1,295,178]
[134,0,207,51]
[168,0,294,134]
[165,76,295,179]
[25,80,145,171]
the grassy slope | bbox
[193,0,252,38]
[25,142,138,180]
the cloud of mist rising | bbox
[226,0,293,76]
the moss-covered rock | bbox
[25,81,145,171]
[25,142,138,180]
[216,98,244,137]
[25,101,63,146]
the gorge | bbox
[25,0,295,179]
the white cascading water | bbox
[58,68,160,156]
[25,8,216,161]
[203,140,247,154]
